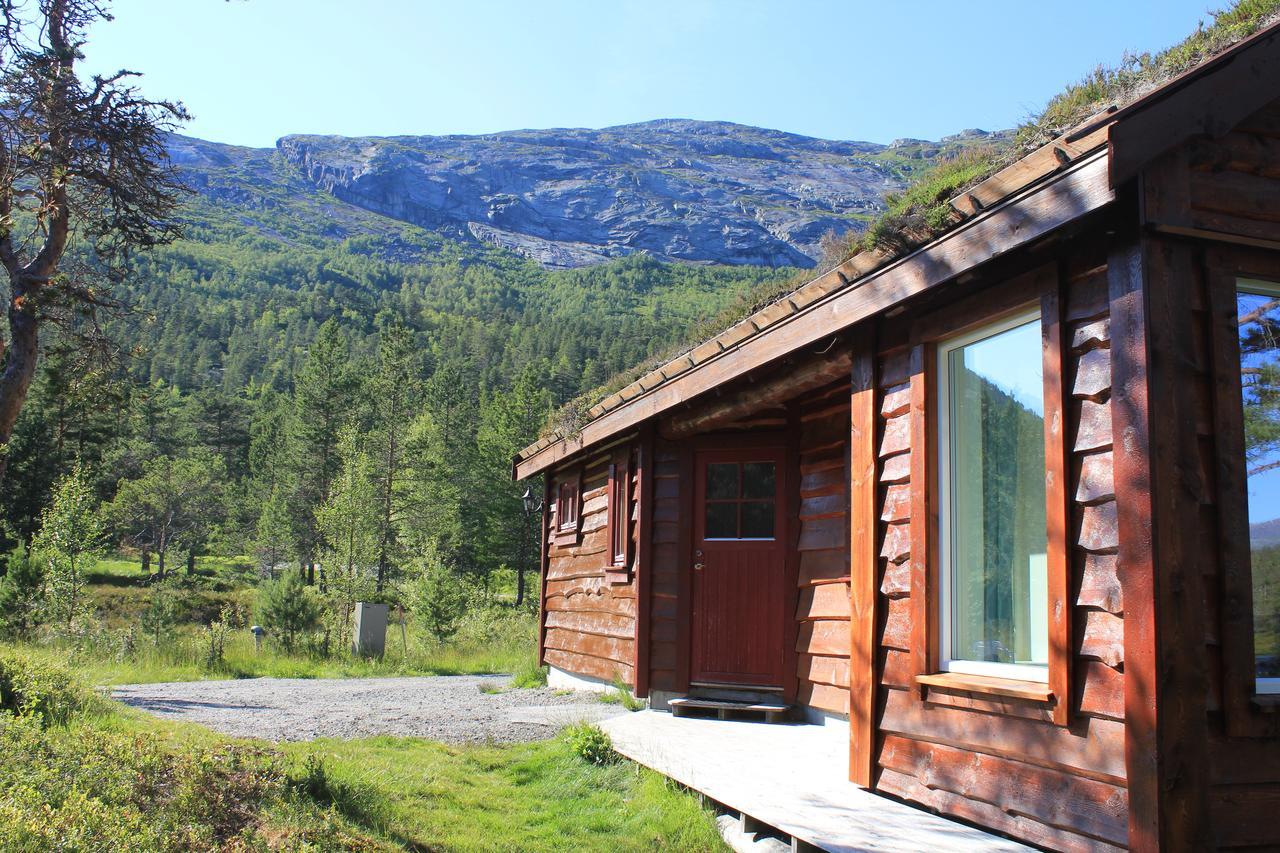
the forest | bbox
[0,169,793,663]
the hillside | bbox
[170,120,1001,270]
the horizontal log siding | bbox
[872,247,1130,850]
[647,443,682,692]
[1180,101,1280,248]
[544,450,637,686]
[795,382,852,714]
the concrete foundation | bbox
[547,664,616,694]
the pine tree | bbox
[475,367,551,605]
[288,319,359,580]
[255,486,295,578]
[369,322,421,591]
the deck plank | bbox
[601,710,1033,853]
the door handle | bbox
[694,562,705,571]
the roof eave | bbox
[515,149,1114,481]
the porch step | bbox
[669,696,793,723]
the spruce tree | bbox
[287,319,358,581]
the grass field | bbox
[24,554,544,687]
[0,649,724,851]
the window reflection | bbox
[1239,282,1280,690]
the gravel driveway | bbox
[112,675,625,743]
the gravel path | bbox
[112,675,626,743]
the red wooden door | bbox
[692,446,787,688]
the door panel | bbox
[692,446,787,687]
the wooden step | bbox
[669,697,793,724]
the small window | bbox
[703,461,776,540]
[607,448,631,568]
[938,309,1049,683]
[1238,280,1280,695]
[555,471,581,543]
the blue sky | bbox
[85,0,1221,148]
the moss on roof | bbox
[534,0,1280,449]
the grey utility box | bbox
[352,602,389,658]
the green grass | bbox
[18,553,542,686]
[16,624,539,687]
[278,735,725,852]
[0,648,726,851]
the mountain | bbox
[1252,517,1280,548]
[169,120,1003,270]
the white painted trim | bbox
[937,308,1050,684]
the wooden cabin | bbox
[515,25,1280,852]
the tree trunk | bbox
[307,562,315,585]
[141,550,151,575]
[157,549,166,578]
[0,277,42,483]
[186,551,196,574]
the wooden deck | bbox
[600,710,1033,853]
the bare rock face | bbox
[275,120,917,269]
[170,121,1004,269]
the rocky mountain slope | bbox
[169,121,1003,269]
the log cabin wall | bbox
[1135,103,1280,850]
[795,380,853,715]
[647,440,682,694]
[542,444,638,686]
[869,242,1131,851]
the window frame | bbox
[1204,246,1280,738]
[936,306,1052,684]
[606,447,632,571]
[907,264,1070,725]
[1232,277,1280,697]
[553,469,582,545]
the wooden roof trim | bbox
[514,150,1113,479]
[1108,19,1280,186]
[516,127,1112,474]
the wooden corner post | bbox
[634,426,654,698]
[849,332,879,786]
[1108,227,1211,852]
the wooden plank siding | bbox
[542,449,638,687]
[647,442,683,693]
[794,380,852,715]
[865,244,1132,850]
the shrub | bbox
[256,571,321,652]
[141,573,182,647]
[0,651,92,726]
[0,543,44,638]
[203,605,236,668]
[563,722,616,766]
[408,555,468,644]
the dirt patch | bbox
[113,674,625,743]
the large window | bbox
[938,309,1050,682]
[1238,280,1280,694]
